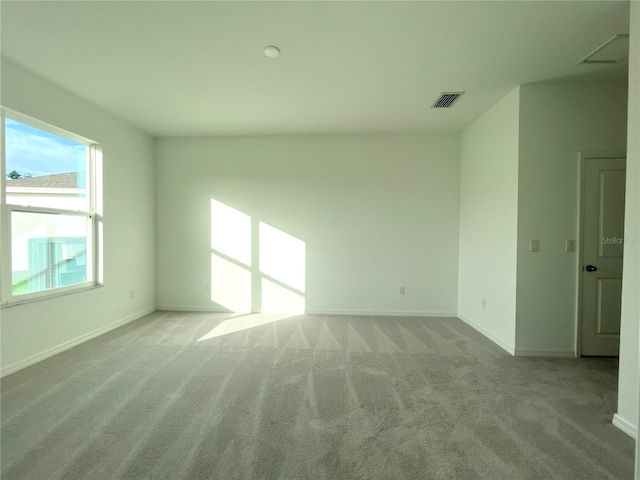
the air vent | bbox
[431,92,465,108]
[578,34,629,64]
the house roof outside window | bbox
[6,172,78,189]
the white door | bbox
[580,157,626,356]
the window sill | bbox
[0,283,104,309]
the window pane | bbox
[11,211,90,295]
[5,118,88,210]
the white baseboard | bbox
[514,349,577,358]
[457,314,516,355]
[613,413,638,439]
[157,305,457,318]
[1,306,156,377]
[304,309,458,318]
[157,305,230,313]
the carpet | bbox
[1,311,635,479]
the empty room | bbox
[1,1,639,479]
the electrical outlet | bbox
[398,286,405,296]
[128,289,135,299]
[481,298,487,309]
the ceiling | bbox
[0,1,630,137]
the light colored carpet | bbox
[1,311,635,479]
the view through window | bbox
[1,112,98,302]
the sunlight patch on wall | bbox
[210,199,306,314]
[211,199,251,266]
[261,278,305,313]
[211,253,251,312]
[259,222,305,293]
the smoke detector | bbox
[264,46,280,58]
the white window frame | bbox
[0,108,102,306]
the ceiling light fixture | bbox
[264,45,280,58]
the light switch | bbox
[565,239,576,252]
[530,239,540,252]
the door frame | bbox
[576,151,627,357]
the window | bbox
[1,109,101,305]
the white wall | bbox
[619,1,640,446]
[156,133,460,316]
[0,59,156,375]
[458,87,520,354]
[514,81,628,357]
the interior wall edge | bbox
[457,314,516,356]
[612,413,638,439]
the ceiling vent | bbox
[431,92,465,108]
[578,34,629,64]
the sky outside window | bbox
[5,118,86,180]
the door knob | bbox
[585,265,598,272]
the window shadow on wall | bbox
[209,198,306,315]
